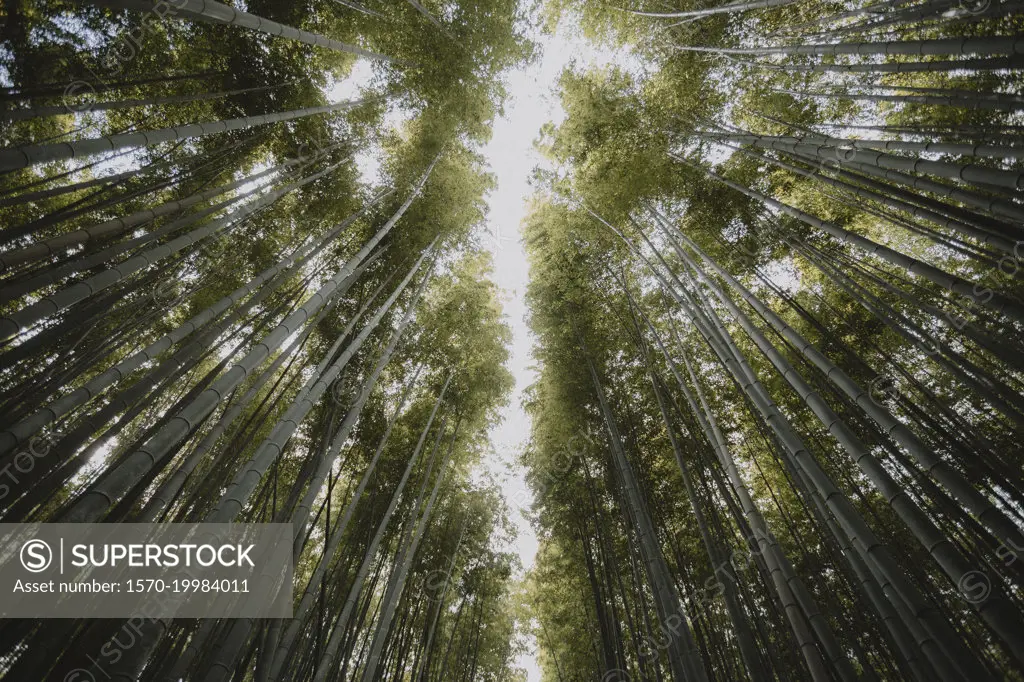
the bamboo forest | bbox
[0,0,1023,679]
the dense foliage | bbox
[0,1,530,680]
[4,0,1024,680]
[522,1,1024,681]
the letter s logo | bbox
[20,539,52,573]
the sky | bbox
[475,21,633,682]
[334,21,632,680]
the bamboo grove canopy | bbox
[523,0,1024,681]
[2,0,1024,681]
[0,0,530,680]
